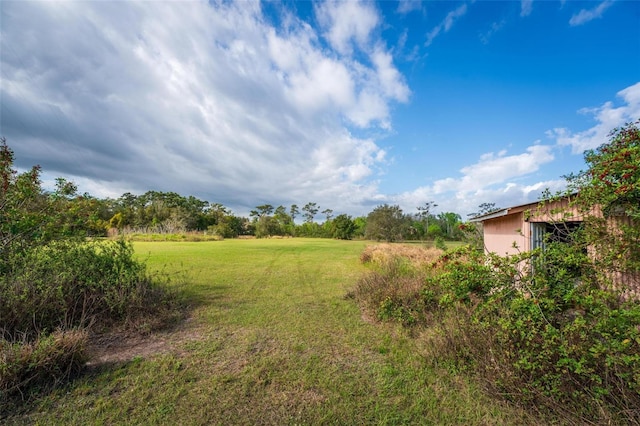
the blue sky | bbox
[1,0,639,218]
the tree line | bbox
[14,185,477,241]
[1,139,494,242]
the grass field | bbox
[6,238,538,425]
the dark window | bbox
[531,221,582,250]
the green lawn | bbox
[8,238,537,425]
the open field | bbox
[5,239,538,425]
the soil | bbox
[85,316,205,367]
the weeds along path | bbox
[12,239,537,425]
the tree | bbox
[353,216,367,238]
[438,212,462,239]
[251,204,274,219]
[417,201,437,239]
[0,139,105,261]
[365,204,408,242]
[331,214,356,240]
[564,119,640,277]
[321,208,334,222]
[468,202,500,218]
[254,215,281,238]
[290,204,299,223]
[302,202,319,223]
[274,205,294,235]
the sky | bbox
[1,0,639,219]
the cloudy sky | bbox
[1,0,639,218]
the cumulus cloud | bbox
[315,1,379,55]
[569,0,614,26]
[432,144,554,194]
[0,0,409,215]
[425,3,468,47]
[391,144,557,216]
[549,82,640,154]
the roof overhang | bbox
[468,208,509,222]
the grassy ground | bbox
[5,238,537,425]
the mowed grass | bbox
[7,238,536,425]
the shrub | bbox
[474,242,640,423]
[1,239,178,340]
[353,243,640,423]
[0,139,182,407]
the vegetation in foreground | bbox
[0,140,181,413]
[2,238,540,424]
[353,122,640,425]
[354,244,640,424]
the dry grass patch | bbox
[360,243,443,268]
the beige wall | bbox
[483,213,527,255]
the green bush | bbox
[0,139,182,407]
[0,240,175,340]
[474,242,640,422]
[354,243,640,423]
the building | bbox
[469,195,590,255]
[470,196,639,300]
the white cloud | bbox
[425,3,468,47]
[315,1,379,56]
[549,82,640,153]
[480,19,506,45]
[0,0,408,216]
[520,0,533,17]
[569,0,614,26]
[433,144,554,193]
[391,144,557,216]
[397,0,423,14]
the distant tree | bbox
[290,204,299,223]
[438,212,462,239]
[365,204,408,242]
[331,214,356,240]
[274,205,294,236]
[353,216,367,238]
[468,202,500,218]
[427,223,444,239]
[417,201,438,238]
[321,208,334,222]
[254,215,281,238]
[251,204,274,219]
[302,202,319,223]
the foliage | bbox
[0,139,181,405]
[355,242,640,423]
[0,139,102,260]
[2,240,159,339]
[475,243,640,423]
[302,202,319,223]
[353,122,640,423]
[562,120,640,285]
[569,119,640,219]
[365,204,409,242]
[330,214,356,239]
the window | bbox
[531,221,582,250]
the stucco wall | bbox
[483,213,527,255]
